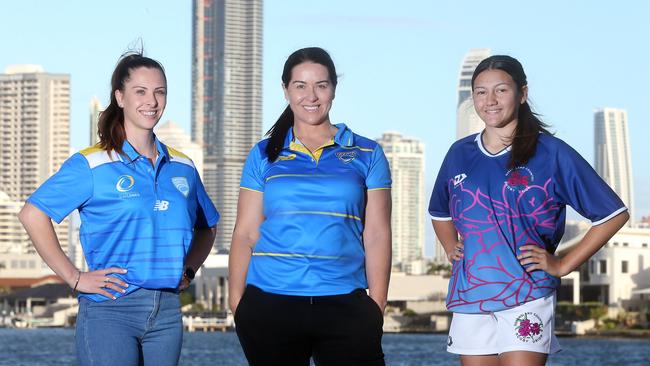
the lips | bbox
[302,105,319,112]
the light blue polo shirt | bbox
[28,137,219,302]
[240,123,391,296]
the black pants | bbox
[235,285,385,366]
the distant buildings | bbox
[89,97,102,146]
[377,132,425,274]
[192,0,263,251]
[155,120,204,178]
[594,108,634,226]
[456,49,490,139]
[0,65,70,255]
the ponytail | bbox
[509,101,551,169]
[265,106,294,162]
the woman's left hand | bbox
[517,245,566,277]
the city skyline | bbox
[2,0,648,256]
[192,0,264,251]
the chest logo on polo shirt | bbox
[505,166,534,192]
[154,200,169,211]
[172,177,190,198]
[336,151,357,164]
[116,175,135,192]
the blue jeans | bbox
[75,288,183,366]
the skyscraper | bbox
[0,65,70,253]
[377,132,425,273]
[456,49,490,139]
[594,108,634,226]
[192,0,263,251]
[89,96,102,146]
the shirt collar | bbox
[120,135,169,163]
[282,123,354,148]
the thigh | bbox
[75,296,145,366]
[312,290,384,366]
[494,293,560,355]
[234,286,311,366]
[141,291,183,366]
[447,312,498,356]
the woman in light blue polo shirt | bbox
[19,52,219,366]
[229,47,392,365]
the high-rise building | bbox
[377,132,425,274]
[456,49,490,139]
[89,96,102,146]
[0,65,70,253]
[0,191,29,254]
[594,108,634,226]
[192,0,263,251]
[155,120,204,179]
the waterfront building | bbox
[192,0,263,251]
[594,108,634,226]
[0,65,70,254]
[456,49,490,139]
[558,227,650,307]
[377,132,425,274]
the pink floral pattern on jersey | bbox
[446,178,560,312]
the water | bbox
[0,329,649,365]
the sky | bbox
[2,0,648,257]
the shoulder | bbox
[344,133,379,153]
[78,144,120,169]
[165,145,196,169]
[536,133,574,155]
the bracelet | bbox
[72,271,81,292]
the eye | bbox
[156,89,167,96]
[474,90,486,96]
[318,84,329,89]
[295,84,305,89]
[135,89,145,95]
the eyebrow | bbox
[131,85,167,90]
[290,80,330,84]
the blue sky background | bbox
[2,0,648,257]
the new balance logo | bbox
[453,173,467,187]
[154,200,169,211]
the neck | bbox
[124,125,157,160]
[482,121,517,153]
[293,121,337,149]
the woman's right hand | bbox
[229,294,241,315]
[446,241,464,263]
[75,268,129,300]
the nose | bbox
[305,86,318,102]
[147,92,158,107]
[486,91,497,105]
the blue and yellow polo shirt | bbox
[240,123,391,296]
[28,137,219,302]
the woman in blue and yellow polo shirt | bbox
[19,53,219,366]
[229,47,392,366]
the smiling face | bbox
[283,62,335,127]
[472,69,527,130]
[115,66,167,134]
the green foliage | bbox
[426,262,451,275]
[556,301,607,322]
[402,308,417,317]
[180,291,195,306]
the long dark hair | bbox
[97,52,166,156]
[471,55,551,169]
[265,47,338,161]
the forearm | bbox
[558,211,629,276]
[228,233,254,309]
[364,230,391,309]
[184,226,217,271]
[432,220,459,254]
[18,203,78,286]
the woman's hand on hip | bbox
[76,268,129,300]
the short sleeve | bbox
[240,144,266,192]
[554,141,627,225]
[366,145,392,190]
[26,153,94,224]
[194,168,220,228]
[428,149,452,220]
